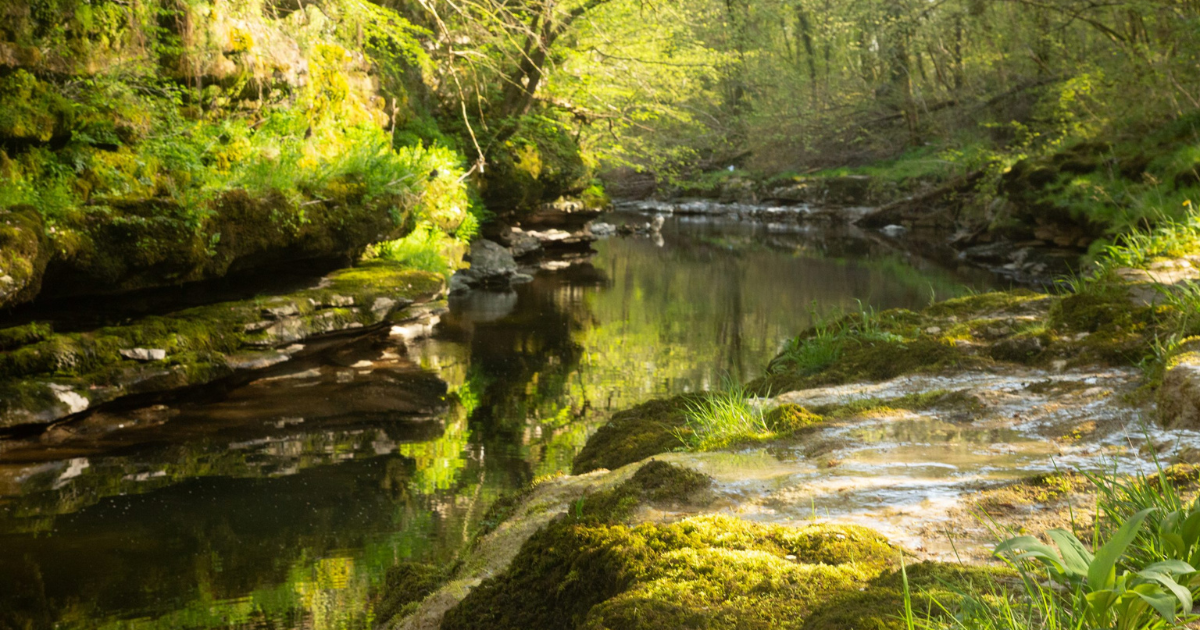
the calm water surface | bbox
[0,214,999,629]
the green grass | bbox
[767,302,905,377]
[675,382,771,450]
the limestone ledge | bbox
[0,260,444,428]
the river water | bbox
[0,213,998,630]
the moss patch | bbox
[0,206,51,309]
[0,321,53,352]
[764,403,825,432]
[811,390,981,420]
[375,562,453,624]
[572,394,701,474]
[574,460,713,523]
[924,290,1047,319]
[441,514,898,630]
[756,336,982,396]
[972,472,1090,515]
[801,561,1016,630]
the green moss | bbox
[442,514,898,630]
[800,562,1017,630]
[0,206,51,308]
[811,390,979,419]
[0,321,52,352]
[973,472,1090,514]
[764,403,824,432]
[575,460,712,523]
[483,118,589,213]
[1050,290,1133,332]
[375,562,452,625]
[572,394,701,474]
[758,337,981,395]
[0,381,63,421]
[924,290,1045,319]
[0,70,70,142]
[0,260,443,425]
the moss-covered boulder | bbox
[483,118,589,213]
[441,514,899,630]
[40,188,405,300]
[0,206,51,309]
[572,394,700,474]
[0,259,444,427]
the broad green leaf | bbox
[1086,589,1118,618]
[1140,560,1194,575]
[1088,508,1155,591]
[1046,528,1092,578]
[1182,510,1200,548]
[1162,532,1185,557]
[1134,589,1178,621]
[995,536,1064,571]
[1138,570,1193,615]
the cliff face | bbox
[0,0,472,308]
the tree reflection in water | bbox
[0,215,997,629]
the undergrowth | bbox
[905,463,1200,630]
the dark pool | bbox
[0,213,1000,629]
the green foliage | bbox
[993,510,1195,629]
[367,222,459,279]
[768,303,905,377]
[0,0,481,309]
[676,382,771,450]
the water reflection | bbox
[0,214,996,629]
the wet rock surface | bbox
[1160,344,1200,430]
[449,239,531,293]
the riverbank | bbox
[0,207,999,629]
[384,221,1200,629]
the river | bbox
[0,212,999,630]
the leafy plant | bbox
[994,508,1196,629]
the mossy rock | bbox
[924,289,1045,319]
[572,394,702,474]
[764,403,824,432]
[0,205,52,309]
[0,260,444,426]
[0,321,52,352]
[483,119,589,213]
[574,460,713,523]
[441,514,898,630]
[375,562,451,625]
[1049,291,1132,333]
[800,562,1017,630]
[973,472,1090,514]
[42,189,404,300]
[757,337,982,396]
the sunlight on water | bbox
[0,214,995,629]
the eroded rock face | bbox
[1161,354,1200,430]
